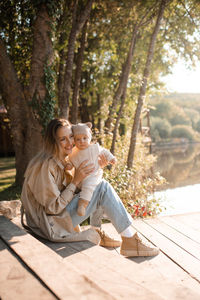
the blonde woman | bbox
[21,118,159,257]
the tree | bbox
[151,117,172,140]
[105,1,159,132]
[171,124,196,141]
[127,0,169,168]
[0,2,54,184]
[71,21,88,124]
[58,0,93,119]
[1,0,200,186]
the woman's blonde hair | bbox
[44,118,71,158]
[27,119,71,170]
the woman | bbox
[21,118,159,257]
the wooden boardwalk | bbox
[0,212,200,299]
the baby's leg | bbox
[77,184,96,216]
[77,198,89,216]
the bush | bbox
[151,117,172,141]
[171,125,196,141]
[102,134,166,218]
[196,120,200,133]
[170,114,191,126]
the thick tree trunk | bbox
[127,0,168,168]
[0,4,54,185]
[59,0,93,119]
[71,21,88,124]
[0,39,28,185]
[27,3,54,157]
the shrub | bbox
[170,114,191,126]
[196,120,200,133]
[150,117,172,141]
[171,125,195,141]
[102,134,166,218]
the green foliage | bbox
[150,101,173,119]
[196,120,200,132]
[171,124,196,141]
[150,94,200,142]
[102,134,166,218]
[0,0,35,85]
[170,111,191,126]
[184,107,200,129]
[33,0,61,16]
[151,117,172,141]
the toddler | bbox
[66,122,116,216]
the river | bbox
[152,142,200,216]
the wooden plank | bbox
[0,216,115,300]
[8,215,200,300]
[48,241,163,300]
[161,215,200,244]
[46,223,200,300]
[131,219,200,283]
[0,239,56,300]
[171,212,200,231]
[144,218,200,260]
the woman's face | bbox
[56,125,74,159]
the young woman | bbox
[21,118,159,257]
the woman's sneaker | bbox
[120,232,159,257]
[95,228,121,247]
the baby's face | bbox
[74,134,91,150]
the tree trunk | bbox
[25,3,54,172]
[79,96,90,122]
[27,4,54,157]
[127,0,168,168]
[109,22,141,154]
[0,4,54,185]
[57,1,69,109]
[110,89,127,155]
[71,21,88,124]
[0,39,28,185]
[105,24,139,131]
[59,0,93,119]
[104,3,159,132]
[96,93,102,144]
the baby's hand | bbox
[109,158,117,165]
[65,163,73,171]
[98,154,109,168]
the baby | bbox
[66,122,116,216]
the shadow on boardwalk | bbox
[0,212,200,299]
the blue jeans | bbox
[66,179,132,234]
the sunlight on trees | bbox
[1,0,200,205]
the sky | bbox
[162,60,200,94]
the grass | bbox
[0,157,21,201]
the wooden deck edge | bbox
[0,216,116,300]
[0,238,57,300]
[131,219,200,284]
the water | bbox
[152,143,200,216]
[155,184,200,216]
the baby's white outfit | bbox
[68,143,115,202]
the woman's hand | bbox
[72,160,95,186]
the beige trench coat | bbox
[21,156,100,244]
